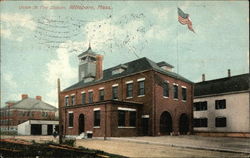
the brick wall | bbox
[153,72,193,135]
[60,70,193,137]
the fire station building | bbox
[59,46,193,137]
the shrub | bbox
[63,138,76,147]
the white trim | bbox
[86,131,93,134]
[142,115,149,118]
[118,126,136,128]
[68,127,73,128]
[181,86,187,88]
[126,80,133,84]
[118,107,136,111]
[173,98,178,101]
[65,95,69,97]
[173,83,178,86]
[112,83,119,87]
[126,97,133,99]
[182,100,187,102]
[71,94,75,96]
[68,111,73,113]
[88,89,93,92]
[93,108,100,111]
[163,96,169,99]
[138,95,145,97]
[99,87,104,90]
[137,78,145,82]
[93,126,100,128]
[81,91,86,94]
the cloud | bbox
[1,29,11,38]
[81,14,167,54]
[151,7,170,20]
[3,73,18,89]
[1,13,36,42]
[1,13,36,30]
[145,25,168,40]
[44,43,77,106]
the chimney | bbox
[95,55,103,80]
[21,94,28,100]
[228,69,231,77]
[202,74,205,82]
[36,96,42,101]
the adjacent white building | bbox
[193,72,250,133]
[18,120,59,135]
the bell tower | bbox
[78,44,103,82]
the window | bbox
[42,112,48,117]
[71,95,75,105]
[82,93,86,104]
[19,111,23,116]
[193,118,208,127]
[138,81,145,96]
[99,89,105,101]
[173,85,178,99]
[129,111,136,127]
[215,99,226,109]
[215,117,227,127]
[194,102,207,111]
[112,86,118,99]
[94,111,101,126]
[118,110,125,126]
[126,83,133,98]
[88,91,93,103]
[65,96,69,106]
[163,82,169,97]
[182,87,187,101]
[68,113,74,127]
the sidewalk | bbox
[106,135,250,154]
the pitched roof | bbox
[78,46,96,57]
[194,73,250,97]
[4,98,57,111]
[63,57,192,92]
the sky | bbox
[1,1,249,107]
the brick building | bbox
[0,94,57,133]
[59,46,193,137]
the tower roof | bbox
[78,43,96,57]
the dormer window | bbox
[112,64,127,75]
[157,61,174,72]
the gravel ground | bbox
[76,139,249,158]
[2,135,249,157]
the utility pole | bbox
[58,78,63,144]
[104,104,107,140]
[7,105,10,135]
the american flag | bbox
[178,8,195,33]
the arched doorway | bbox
[160,111,172,135]
[78,114,85,134]
[179,113,189,135]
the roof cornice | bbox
[194,89,250,99]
